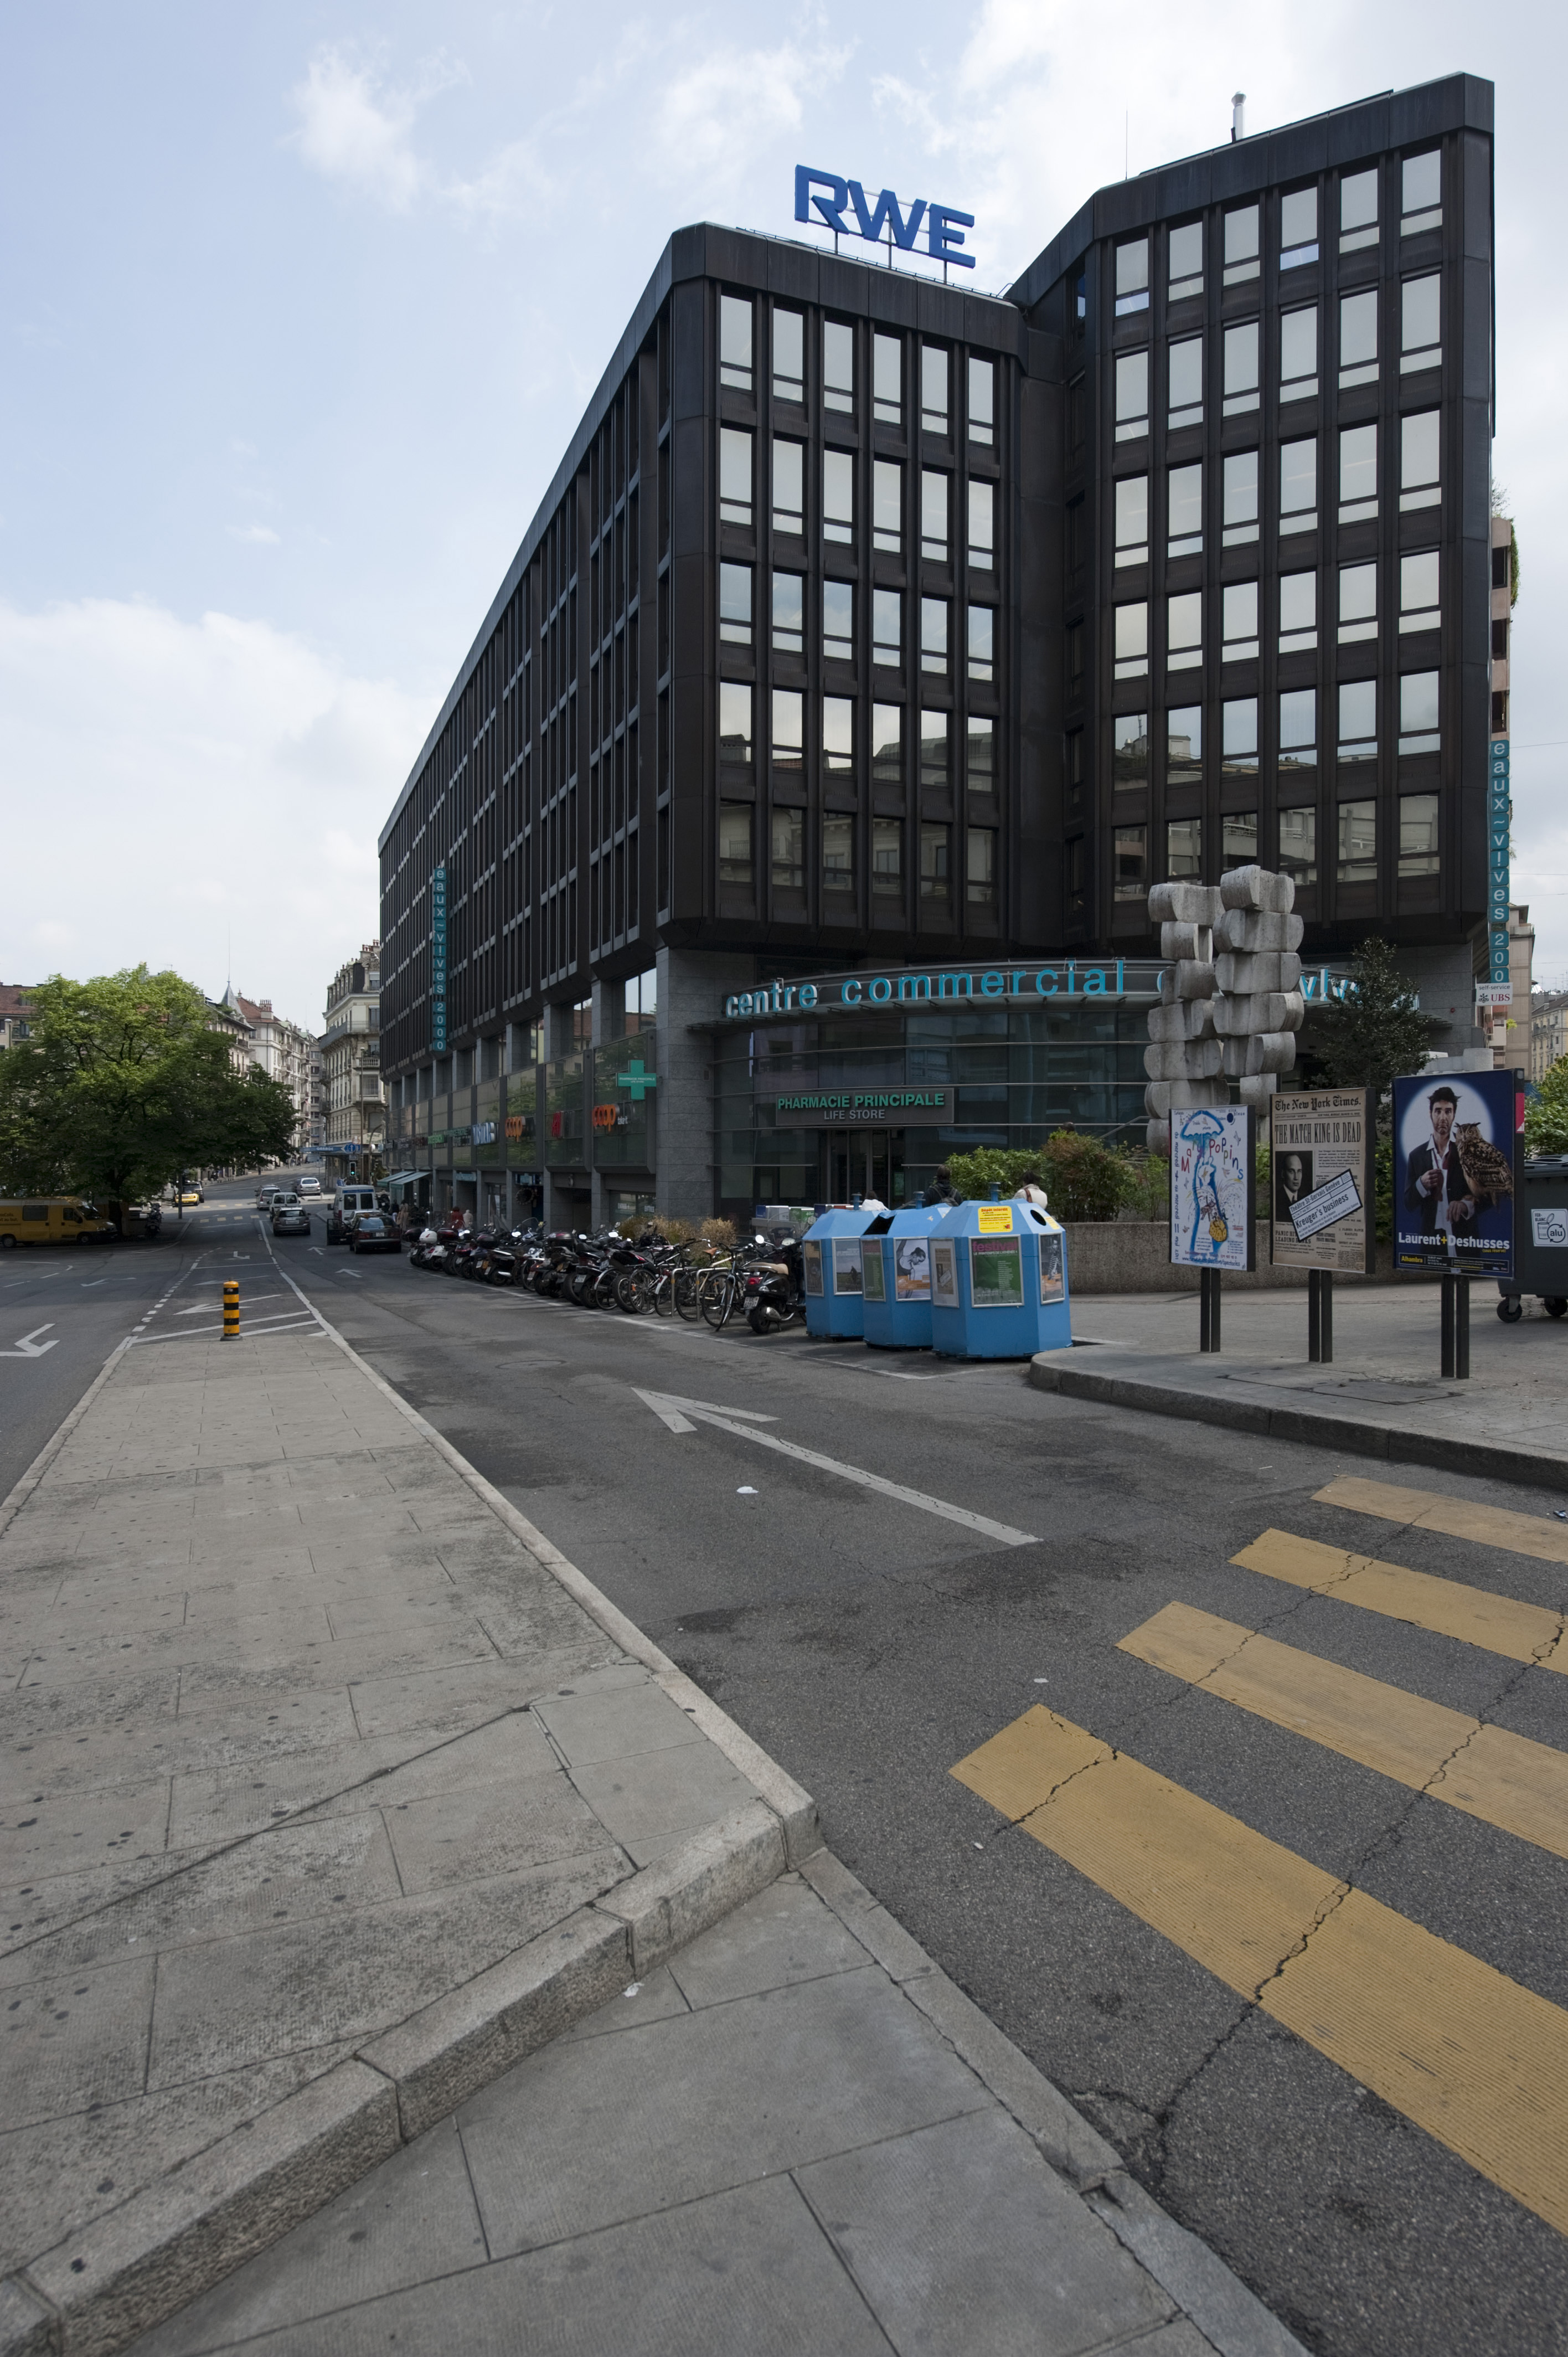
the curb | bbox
[1029,1354,1568,1494]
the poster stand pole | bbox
[1200,1267,1221,1353]
[1440,1273,1472,1378]
[1307,1268,1334,1363]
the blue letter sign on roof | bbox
[795,165,975,269]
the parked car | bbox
[326,1185,380,1244]
[270,1195,311,1237]
[346,1212,400,1255]
[0,1196,116,1248]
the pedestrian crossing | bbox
[952,1475,1568,2242]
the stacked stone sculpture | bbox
[1143,865,1304,1155]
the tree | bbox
[0,967,297,1212]
[1524,1057,1568,1157]
[1308,939,1433,1120]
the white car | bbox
[297,1175,322,1197]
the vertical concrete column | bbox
[589,980,615,1231]
[539,1003,578,1231]
[657,946,756,1222]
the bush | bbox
[1525,1056,1568,1157]
[947,1133,1132,1223]
[1119,1153,1170,1220]
[699,1217,739,1247]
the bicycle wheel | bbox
[613,1270,644,1314]
[673,1269,701,1321]
[652,1269,675,1316]
[702,1270,736,1330]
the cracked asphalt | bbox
[139,1191,1568,2355]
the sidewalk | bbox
[1,1306,1302,2356]
[1035,1284,1568,1488]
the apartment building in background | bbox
[321,945,384,1176]
[0,986,35,1052]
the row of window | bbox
[719,804,996,904]
[1105,676,1441,785]
[720,432,996,555]
[1107,553,1441,674]
[1107,797,1438,904]
[1110,151,1442,315]
[720,688,997,789]
[720,295,997,442]
[720,568,998,677]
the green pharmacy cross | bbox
[617,1058,658,1103]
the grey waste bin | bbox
[1497,1155,1568,1320]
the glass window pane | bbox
[772,569,803,652]
[1338,678,1376,750]
[966,827,996,902]
[967,715,994,789]
[1168,461,1202,545]
[1279,570,1317,639]
[1402,410,1440,488]
[922,346,949,430]
[873,703,903,783]
[823,696,854,770]
[1223,580,1258,652]
[1281,306,1317,385]
[1167,816,1203,879]
[1280,436,1317,517]
[922,470,950,558]
[1113,712,1148,784]
[1280,689,1317,763]
[771,688,803,768]
[1402,151,1441,217]
[771,807,803,889]
[1167,590,1202,655]
[1402,275,1440,353]
[873,818,902,896]
[823,813,854,890]
[719,561,751,643]
[1340,290,1379,369]
[969,478,994,567]
[920,822,950,896]
[772,308,803,400]
[1339,423,1378,506]
[873,586,901,666]
[1399,792,1440,875]
[1223,450,1259,527]
[1338,799,1376,882]
[968,356,994,442]
[1116,237,1150,297]
[968,604,994,680]
[1169,221,1203,290]
[1225,205,1260,265]
[1113,822,1147,899]
[824,320,854,411]
[921,597,948,672]
[1116,349,1149,427]
[718,802,753,885]
[920,710,948,787]
[719,681,752,766]
[719,294,752,389]
[1400,550,1440,619]
[1278,805,1317,886]
[1400,670,1440,736]
[873,332,901,422]
[773,438,803,531]
[823,579,853,662]
[823,449,854,541]
[1115,475,1148,555]
[1281,187,1318,248]
[1222,697,1258,770]
[1341,168,1378,232]
[874,457,902,551]
[1114,601,1148,671]
[1224,321,1260,395]
[1223,811,1258,866]
[1168,337,1202,414]
[719,427,752,525]
[1339,562,1377,622]
[1167,706,1201,781]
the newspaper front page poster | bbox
[1269,1089,1374,1273]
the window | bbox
[1280,689,1317,773]
[920,711,948,788]
[1338,562,1377,644]
[1223,580,1258,661]
[1221,698,1258,776]
[969,479,994,569]
[967,716,995,792]
[1280,436,1317,531]
[1167,591,1202,671]
[1399,792,1440,877]
[1114,601,1148,679]
[1168,462,1202,555]
[1280,186,1319,269]
[1115,475,1148,567]
[1338,800,1376,884]
[1338,679,1376,764]
[968,356,994,445]
[1280,570,1317,653]
[1402,150,1441,236]
[1116,349,1149,440]
[1224,320,1260,414]
[1339,289,1379,387]
[873,333,901,424]
[720,427,752,527]
[1223,449,1258,544]
[1167,817,1203,879]
[1167,706,1201,783]
[1340,167,1379,254]
[823,814,854,892]
[920,822,950,898]
[773,439,804,534]
[823,449,854,543]
[1402,275,1441,372]
[873,819,903,898]
[772,688,803,773]
[1400,411,1440,510]
[1280,306,1318,401]
[823,579,853,663]
[1223,811,1258,866]
[873,587,902,668]
[921,470,950,560]
[873,458,902,551]
[772,308,804,403]
[719,680,753,769]
[772,570,803,655]
[1339,423,1378,522]
[874,703,903,784]
[1168,337,1202,429]
[967,827,997,903]
[1113,823,1147,900]
[719,562,751,645]
[922,346,949,434]
[1278,805,1317,886]
[772,807,803,890]
[1113,712,1149,784]
[1399,670,1440,754]
[921,597,948,674]
[1168,221,1203,301]
[824,320,854,413]
[718,801,754,886]
[1224,204,1260,284]
[720,294,752,392]
[968,604,994,682]
[1116,236,1150,314]
[1400,550,1440,634]
[823,696,855,773]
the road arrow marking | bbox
[1,1325,58,1358]
[634,1388,778,1436]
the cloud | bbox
[642,38,852,186]
[229,523,280,545]
[0,598,431,1030]
[288,46,465,213]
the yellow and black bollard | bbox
[223,1279,240,1340]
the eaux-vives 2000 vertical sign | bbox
[430,864,448,1055]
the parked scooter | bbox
[742,1232,804,1335]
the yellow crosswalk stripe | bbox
[1118,1601,1568,1861]
[1316,1475,1568,1569]
[1231,1529,1566,1671]
[953,1705,1568,2238]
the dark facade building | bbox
[379,72,1496,1224]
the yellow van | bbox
[0,1197,115,1248]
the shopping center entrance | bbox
[821,1129,906,1207]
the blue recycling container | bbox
[860,1203,956,1350]
[802,1206,880,1339]
[928,1197,1073,1359]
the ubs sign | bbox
[795,167,975,269]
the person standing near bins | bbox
[1013,1170,1050,1208]
[922,1164,961,1208]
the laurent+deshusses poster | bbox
[1391,1068,1517,1278]
[1269,1089,1375,1274]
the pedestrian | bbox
[1013,1169,1049,1208]
[921,1163,961,1207]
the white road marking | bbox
[634,1388,777,1432]
[0,1325,58,1359]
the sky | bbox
[2,1,1564,1036]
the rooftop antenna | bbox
[1231,92,1246,143]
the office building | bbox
[320,945,385,1177]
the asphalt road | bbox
[68,1186,1568,2354]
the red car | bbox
[347,1213,401,1255]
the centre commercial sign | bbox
[722,963,1357,1022]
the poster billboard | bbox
[893,1235,932,1300]
[969,1234,1024,1306]
[1269,1090,1375,1273]
[931,1238,958,1308]
[1391,1067,1517,1278]
[1170,1104,1255,1272]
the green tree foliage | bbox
[1524,1057,1568,1157]
[947,1133,1132,1222]
[1308,939,1433,1121]
[0,968,297,1210]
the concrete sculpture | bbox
[1143,866,1304,1154]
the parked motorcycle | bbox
[742,1233,804,1335]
